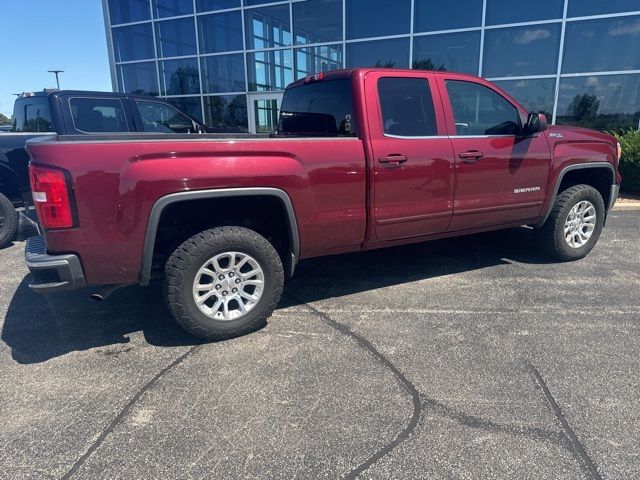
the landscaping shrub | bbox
[613,129,640,194]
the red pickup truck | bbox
[25,69,621,340]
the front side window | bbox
[378,77,437,137]
[70,98,130,133]
[445,80,520,136]
[136,101,194,133]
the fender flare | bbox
[140,187,300,285]
[535,162,616,228]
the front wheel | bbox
[538,184,605,261]
[164,226,284,340]
[0,193,19,249]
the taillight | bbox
[29,164,75,229]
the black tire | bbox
[538,184,605,261]
[0,193,19,249]
[164,226,284,340]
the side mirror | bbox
[523,112,548,136]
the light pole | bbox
[47,70,64,89]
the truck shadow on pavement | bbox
[2,226,555,364]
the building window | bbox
[492,78,556,118]
[346,0,411,39]
[117,61,159,96]
[414,0,482,32]
[198,11,243,54]
[159,58,200,95]
[346,38,410,69]
[247,49,293,91]
[485,0,563,25]
[293,0,343,45]
[108,0,150,25]
[112,24,155,62]
[562,16,640,73]
[295,45,343,80]
[556,74,640,131]
[155,18,197,57]
[203,95,248,132]
[413,31,480,74]
[196,0,240,13]
[568,0,640,17]
[483,24,561,77]
[153,0,193,19]
[244,5,291,50]
[201,54,245,93]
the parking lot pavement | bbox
[0,210,638,479]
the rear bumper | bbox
[25,235,86,293]
[609,184,620,212]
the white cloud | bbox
[514,29,552,45]
[609,19,640,36]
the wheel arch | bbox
[536,162,615,228]
[140,188,300,285]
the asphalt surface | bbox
[0,210,638,479]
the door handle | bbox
[459,150,484,163]
[379,155,408,166]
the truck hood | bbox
[547,124,616,145]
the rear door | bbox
[367,71,455,241]
[437,77,551,230]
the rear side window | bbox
[136,101,195,133]
[70,98,130,133]
[278,78,356,137]
[13,97,54,132]
[378,77,438,137]
[445,80,520,136]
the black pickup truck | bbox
[0,90,208,247]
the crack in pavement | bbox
[526,361,603,480]
[61,344,202,479]
[286,295,422,480]
[420,396,568,448]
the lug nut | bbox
[215,284,221,290]
[229,272,234,277]
[222,291,228,296]
[232,288,238,293]
[235,279,241,284]
[218,275,225,280]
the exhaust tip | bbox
[90,293,105,302]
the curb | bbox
[613,203,640,210]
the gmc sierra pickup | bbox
[24,69,622,340]
[0,90,208,248]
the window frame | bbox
[438,77,527,138]
[67,97,131,134]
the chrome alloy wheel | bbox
[192,252,265,321]
[564,200,597,249]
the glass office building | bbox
[103,0,640,133]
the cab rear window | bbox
[13,97,54,133]
[277,78,357,137]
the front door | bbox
[247,93,283,134]
[439,78,551,231]
[368,72,455,242]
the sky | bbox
[0,0,112,116]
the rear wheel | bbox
[538,184,605,261]
[0,193,18,249]
[164,226,284,340]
